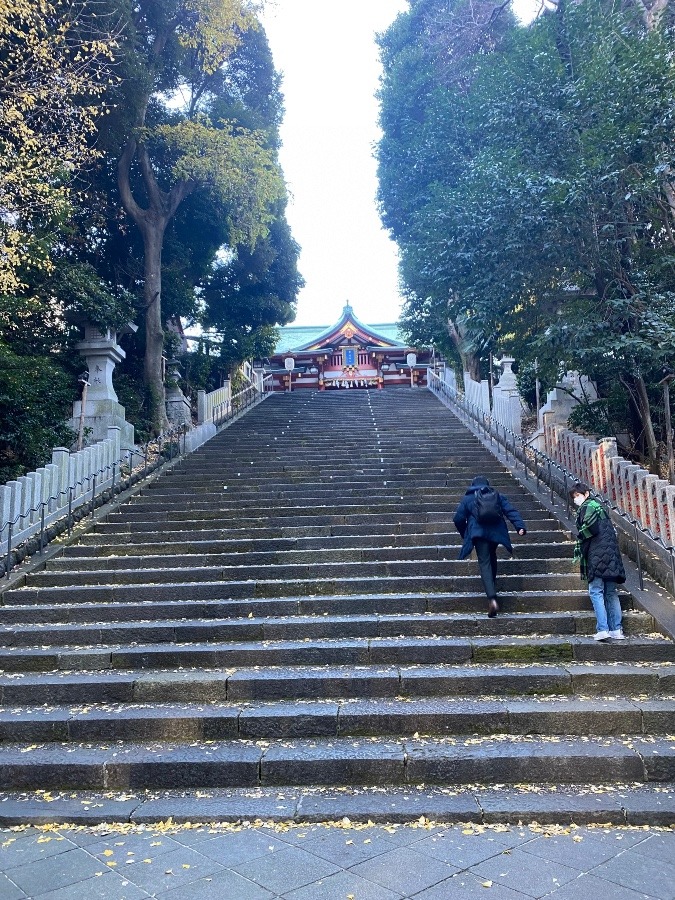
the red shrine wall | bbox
[269,354,428,391]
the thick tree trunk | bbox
[143,224,170,434]
[621,372,660,473]
[118,137,194,436]
[447,317,481,382]
[634,373,660,474]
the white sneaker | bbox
[609,629,625,640]
[593,630,610,641]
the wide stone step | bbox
[30,557,578,586]
[18,566,582,593]
[0,634,672,673]
[2,782,673,826]
[127,491,548,508]
[87,523,569,541]
[0,734,672,790]
[60,538,575,559]
[2,581,631,612]
[0,591,625,626]
[2,662,673,705]
[4,576,591,607]
[46,547,576,571]
[0,610,653,647]
[73,530,572,552]
[1,696,675,743]
[106,505,556,523]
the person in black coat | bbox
[453,475,527,617]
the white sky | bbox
[261,0,541,327]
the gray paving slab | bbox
[411,828,520,868]
[109,844,224,893]
[153,867,276,900]
[544,872,658,900]
[282,867,404,900]
[232,844,342,895]
[1,823,675,900]
[83,832,186,861]
[0,832,76,871]
[186,828,289,865]
[349,845,459,895]
[630,830,675,864]
[470,846,580,898]
[520,829,651,869]
[6,846,116,897]
[29,871,150,900]
[589,848,675,899]
[0,870,26,900]
[413,871,528,899]
[286,826,404,865]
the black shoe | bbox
[487,598,499,618]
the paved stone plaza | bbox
[1,821,674,899]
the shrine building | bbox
[265,304,431,391]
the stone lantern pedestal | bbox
[492,356,523,435]
[70,324,136,448]
[165,360,192,428]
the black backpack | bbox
[475,486,503,525]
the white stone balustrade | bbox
[0,426,122,556]
[197,383,231,425]
[463,371,491,417]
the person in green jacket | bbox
[571,482,626,642]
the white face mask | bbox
[573,495,586,507]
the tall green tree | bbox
[377,0,675,470]
[0,0,115,293]
[110,0,286,432]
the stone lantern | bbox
[69,323,136,447]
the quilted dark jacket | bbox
[575,500,626,583]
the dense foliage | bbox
[0,0,301,476]
[377,0,675,470]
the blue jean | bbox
[588,577,622,632]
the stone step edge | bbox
[64,539,574,555]
[1,696,674,738]
[0,734,671,790]
[10,574,599,595]
[1,633,670,659]
[0,615,651,651]
[0,608,638,636]
[28,562,581,584]
[1,639,673,677]
[0,589,620,610]
[50,552,576,568]
[2,661,674,701]
[1,783,674,826]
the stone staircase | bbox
[1,388,674,825]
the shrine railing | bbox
[209,375,273,427]
[428,369,675,595]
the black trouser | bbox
[473,538,498,599]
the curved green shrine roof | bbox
[273,305,407,354]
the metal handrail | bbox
[428,369,675,594]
